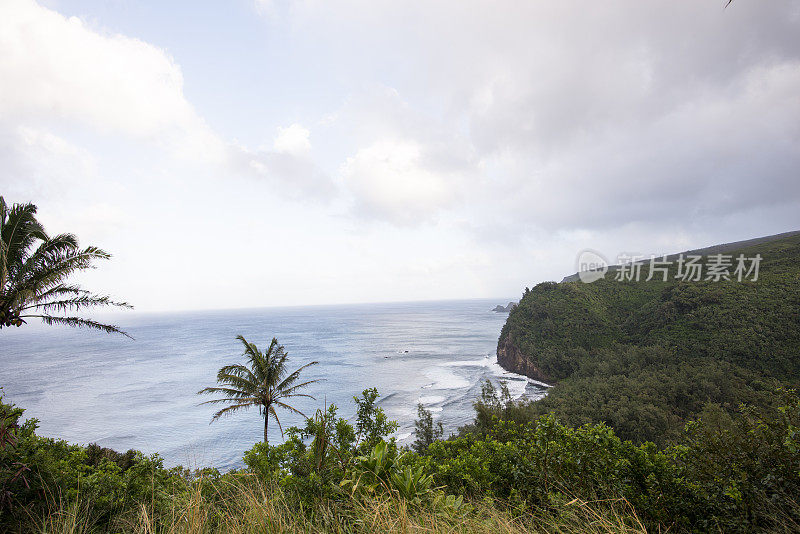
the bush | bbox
[4,386,800,532]
[0,396,186,529]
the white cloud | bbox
[341,139,461,224]
[327,85,477,223]
[0,126,97,201]
[0,0,336,197]
[0,0,221,161]
[273,124,311,156]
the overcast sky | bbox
[1,0,799,312]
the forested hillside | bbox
[497,232,800,444]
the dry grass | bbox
[32,478,649,534]
[36,499,96,534]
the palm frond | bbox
[199,395,259,406]
[275,361,319,392]
[16,244,112,295]
[268,405,285,438]
[31,284,89,300]
[210,402,256,422]
[277,380,320,398]
[273,400,307,418]
[22,294,132,314]
[197,386,255,398]
[212,372,258,394]
[25,315,133,339]
[218,364,257,383]
[237,335,270,382]
[1,199,46,276]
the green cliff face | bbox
[497,232,800,443]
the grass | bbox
[29,476,648,534]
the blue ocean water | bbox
[0,299,546,470]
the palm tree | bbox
[198,336,319,444]
[0,196,132,336]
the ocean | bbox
[0,299,547,470]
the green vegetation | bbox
[412,403,443,454]
[498,233,800,444]
[198,336,319,445]
[2,386,799,532]
[0,196,131,336]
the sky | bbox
[1,0,799,312]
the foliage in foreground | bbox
[2,386,800,533]
[36,478,649,534]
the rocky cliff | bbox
[496,328,553,384]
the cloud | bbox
[0,0,334,197]
[224,123,333,199]
[0,0,220,158]
[283,0,799,237]
[273,124,311,156]
[341,139,460,224]
[0,126,97,201]
[327,86,477,223]
[3,0,800,308]
[481,59,800,232]
[243,149,334,199]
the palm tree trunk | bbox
[264,413,269,445]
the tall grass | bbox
[36,499,96,534]
[31,476,648,534]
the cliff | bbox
[496,231,800,385]
[493,231,800,444]
[496,327,552,383]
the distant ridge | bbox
[561,230,800,283]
